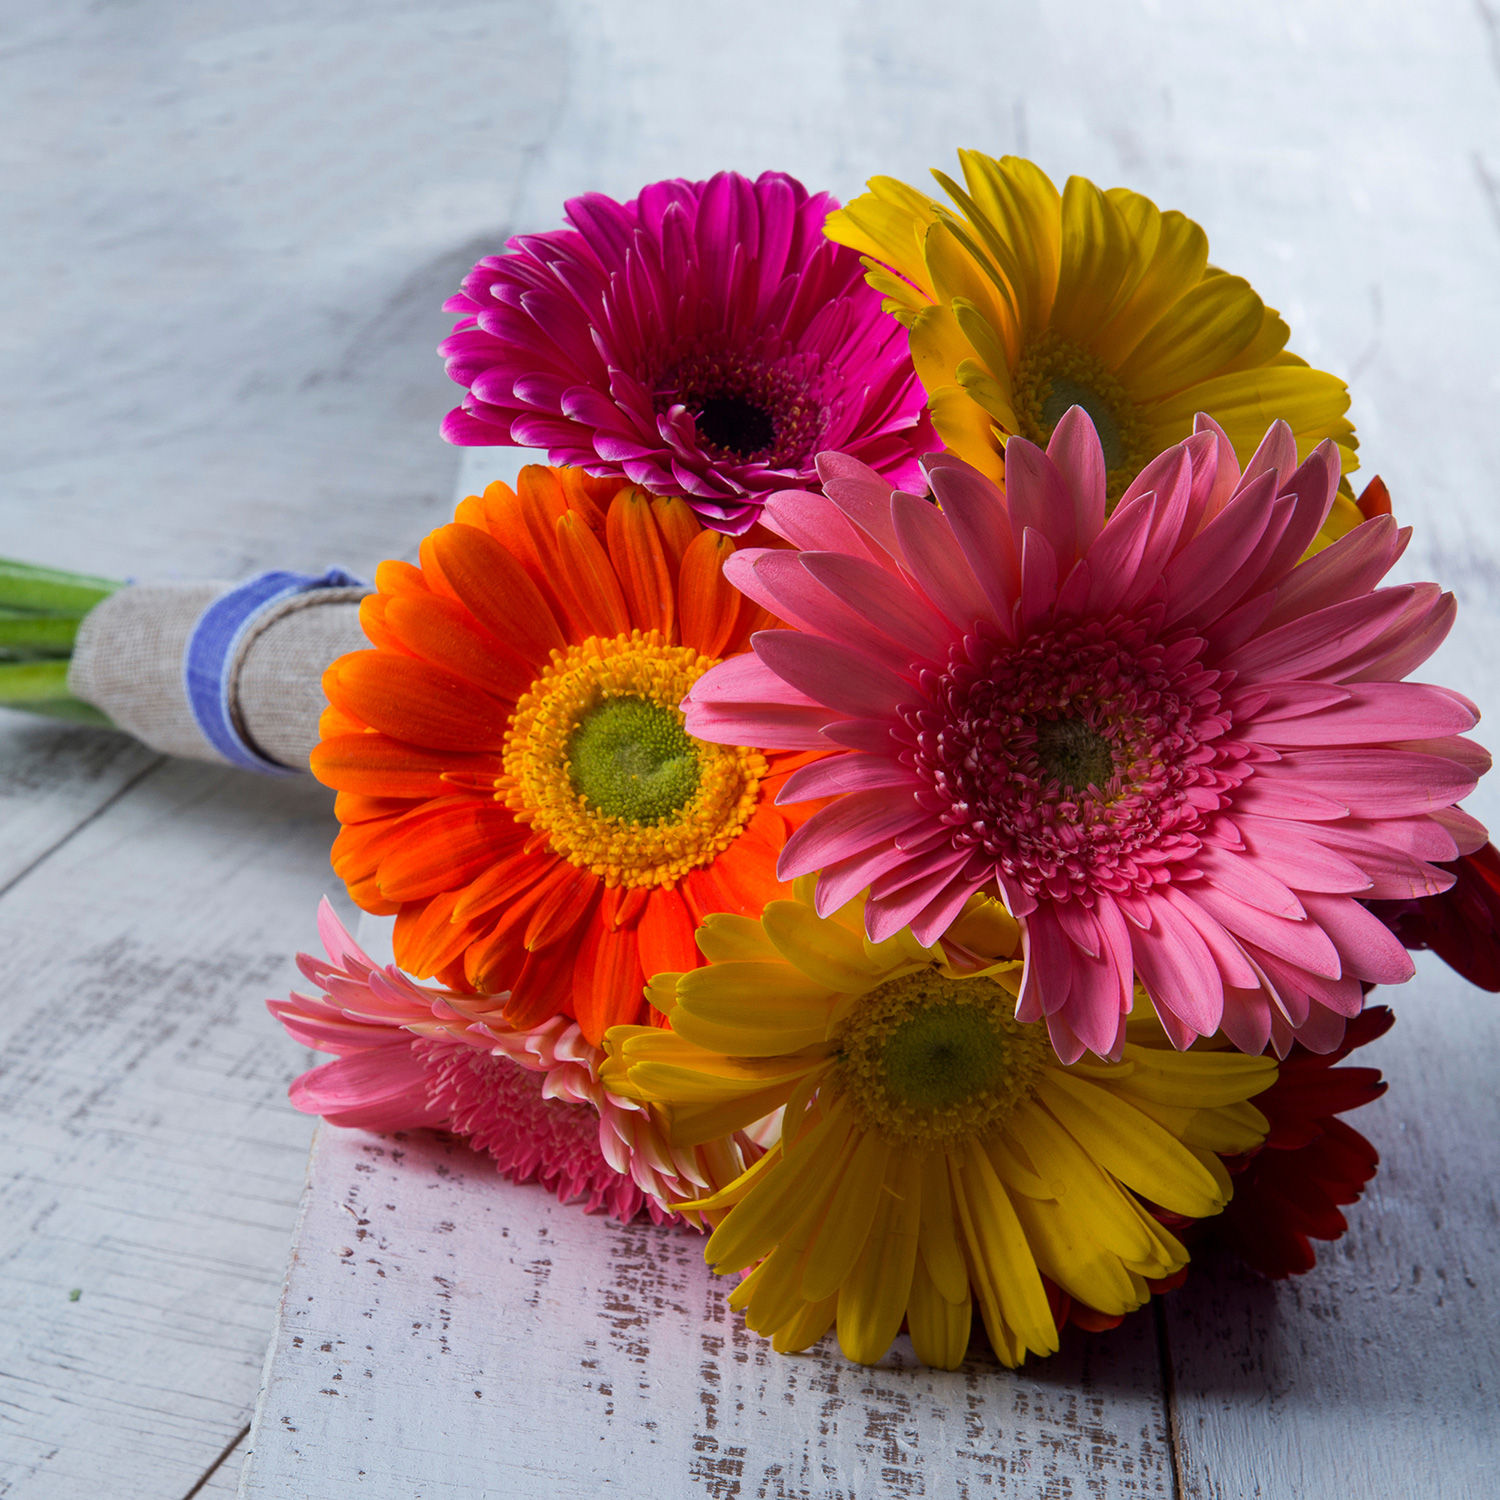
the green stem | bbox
[0,658,74,701]
[0,558,122,614]
[0,614,84,657]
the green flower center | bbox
[1032,716,1116,793]
[567,695,701,824]
[834,973,1050,1146]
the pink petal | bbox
[1127,896,1225,1037]
[1264,515,1407,628]
[890,492,994,631]
[1003,436,1081,564]
[778,790,931,877]
[1297,892,1415,984]
[927,461,1022,621]
[799,550,958,661]
[1044,405,1108,552]
[1249,682,1479,746]
[778,753,918,802]
[751,629,916,719]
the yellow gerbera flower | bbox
[825,151,1360,530]
[603,881,1275,1369]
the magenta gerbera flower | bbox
[439,171,933,533]
[684,410,1490,1060]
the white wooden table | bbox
[2,3,1498,1496]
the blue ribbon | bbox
[183,568,366,774]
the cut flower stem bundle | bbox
[12,151,1498,1372]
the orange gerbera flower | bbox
[313,465,814,1043]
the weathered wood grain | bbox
[0,762,344,1499]
[241,1125,1177,1499]
[1165,957,1500,1500]
[2,0,1498,1495]
[0,716,160,891]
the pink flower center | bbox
[902,616,1248,902]
[654,338,823,467]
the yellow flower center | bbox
[1011,330,1150,500]
[502,630,766,888]
[832,972,1051,1146]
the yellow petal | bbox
[836,1150,923,1365]
[906,1255,973,1370]
[1093,194,1209,364]
[702,1106,855,1271]
[673,961,836,1055]
[800,1128,893,1302]
[1112,1044,1276,1108]
[1036,1071,1226,1219]
[694,911,784,963]
[770,1293,838,1355]
[950,151,1062,332]
[1116,274,1266,400]
[761,897,880,991]
[917,1149,970,1303]
[953,1140,1057,1362]
[1052,177,1140,349]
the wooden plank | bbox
[1165,957,1500,1499]
[240,1124,1176,1499]
[0,716,160,890]
[0,763,347,1499]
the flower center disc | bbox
[1012,331,1149,498]
[655,340,821,466]
[1032,715,1116,793]
[568,696,701,823]
[504,631,767,888]
[834,973,1049,1146]
[694,395,778,461]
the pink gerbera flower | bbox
[684,410,1489,1060]
[439,171,932,533]
[269,902,747,1221]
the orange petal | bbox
[651,496,701,573]
[450,844,556,923]
[376,801,519,902]
[312,733,503,799]
[523,864,599,951]
[639,885,700,978]
[327,651,511,752]
[394,889,476,978]
[678,530,744,658]
[424,522,566,666]
[553,511,631,638]
[374,559,429,598]
[560,468,620,532]
[606,487,675,638]
[571,922,648,1043]
[502,938,582,1030]
[357,595,410,657]
[382,593,537,702]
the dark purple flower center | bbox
[900,616,1248,901]
[695,395,777,459]
[655,342,823,468]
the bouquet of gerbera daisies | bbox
[16,153,1495,1370]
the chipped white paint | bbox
[3,0,1499,1497]
[242,1127,1177,1499]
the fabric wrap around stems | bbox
[68,569,368,773]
